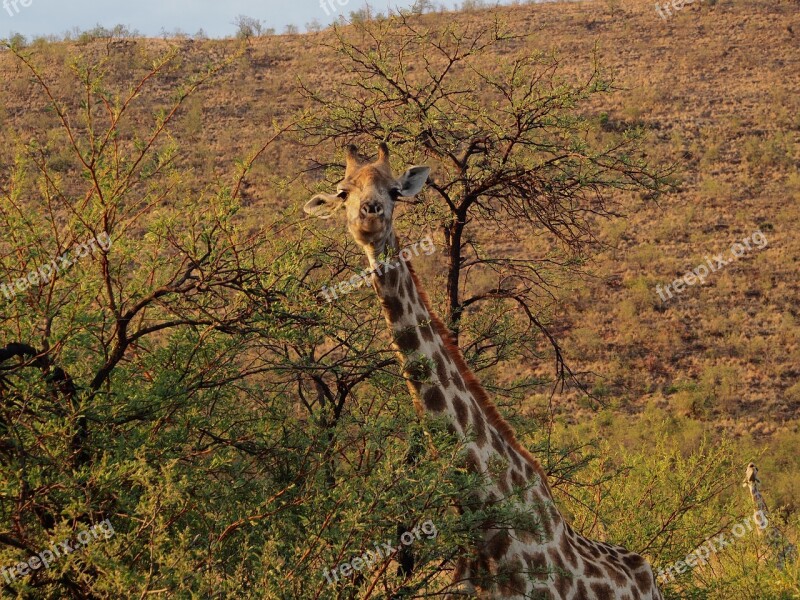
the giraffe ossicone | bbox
[305,143,663,599]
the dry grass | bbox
[1,0,798,439]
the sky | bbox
[0,0,455,40]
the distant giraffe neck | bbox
[745,477,797,570]
[750,487,770,525]
[368,239,560,514]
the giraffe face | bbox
[340,166,400,247]
[304,144,430,251]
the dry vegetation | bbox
[2,0,798,495]
[4,0,796,416]
[1,0,799,596]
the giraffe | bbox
[742,462,797,571]
[304,143,663,599]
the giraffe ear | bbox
[398,166,430,197]
[304,193,344,219]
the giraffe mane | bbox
[405,259,552,495]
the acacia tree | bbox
[0,39,308,598]
[0,37,479,599]
[299,14,672,393]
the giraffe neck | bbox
[363,238,662,598]
[746,481,796,570]
[746,483,771,534]
[753,489,769,523]
[368,240,560,520]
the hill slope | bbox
[1,1,799,434]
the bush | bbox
[233,14,265,39]
[7,32,27,49]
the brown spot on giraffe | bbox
[524,551,548,577]
[518,525,537,545]
[485,529,512,560]
[470,402,487,447]
[452,394,469,430]
[576,580,589,598]
[560,536,579,570]
[524,463,536,483]
[537,504,554,541]
[582,556,605,579]
[434,351,451,387]
[635,568,655,593]
[451,369,466,391]
[547,546,566,571]
[553,570,573,598]
[381,294,404,322]
[465,447,482,473]
[605,562,630,587]
[403,274,414,297]
[590,582,615,600]
[419,323,435,343]
[497,557,527,595]
[423,386,446,412]
[624,553,646,570]
[511,450,523,470]
[384,263,400,288]
[497,471,512,495]
[394,327,420,351]
[490,428,507,456]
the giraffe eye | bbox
[337,190,349,200]
[389,188,401,200]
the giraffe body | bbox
[743,463,797,571]
[305,144,663,599]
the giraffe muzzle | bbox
[360,202,384,217]
[354,202,387,238]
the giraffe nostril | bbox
[361,203,383,216]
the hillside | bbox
[1,0,799,597]
[3,0,797,418]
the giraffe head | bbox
[303,144,430,256]
[744,462,760,487]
